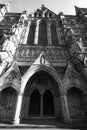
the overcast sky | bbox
[1,0,87,15]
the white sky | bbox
[1,0,87,15]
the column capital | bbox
[39,89,45,95]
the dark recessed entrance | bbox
[29,89,41,116]
[43,90,54,116]
[22,70,61,120]
[29,89,54,117]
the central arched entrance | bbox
[21,70,62,121]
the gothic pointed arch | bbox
[51,23,59,45]
[20,69,62,120]
[63,63,87,93]
[19,59,63,122]
[3,69,21,92]
[24,70,60,97]
[38,20,48,45]
[67,87,85,119]
[21,57,62,95]
[27,23,36,45]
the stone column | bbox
[23,21,31,44]
[13,92,23,124]
[47,22,52,45]
[61,92,71,122]
[41,94,43,117]
[40,89,45,117]
[34,20,40,44]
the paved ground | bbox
[0,124,81,130]
[0,123,80,130]
[0,128,79,130]
[0,118,86,130]
[0,125,83,130]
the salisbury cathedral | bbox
[0,3,87,128]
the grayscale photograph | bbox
[0,0,86,129]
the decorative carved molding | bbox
[15,45,69,63]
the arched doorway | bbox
[0,87,17,122]
[67,87,85,119]
[29,89,41,116]
[21,70,62,119]
[43,90,54,116]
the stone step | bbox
[0,118,87,130]
[0,124,79,130]
[20,118,87,129]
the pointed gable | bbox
[23,51,57,82]
[63,62,86,91]
[29,51,55,70]
[0,62,21,91]
[28,4,58,18]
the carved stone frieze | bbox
[15,45,69,63]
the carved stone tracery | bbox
[15,45,69,63]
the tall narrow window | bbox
[51,24,59,45]
[38,20,47,45]
[27,23,36,45]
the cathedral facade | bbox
[0,3,87,126]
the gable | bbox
[28,5,58,18]
[63,63,86,90]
